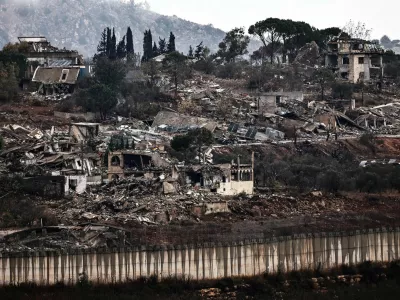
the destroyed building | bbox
[17,36,85,90]
[108,151,170,181]
[325,36,384,83]
[181,154,254,196]
[258,91,304,114]
[69,123,100,144]
[18,36,83,69]
[32,66,82,94]
[152,111,218,133]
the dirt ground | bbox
[120,192,400,246]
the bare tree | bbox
[342,20,372,40]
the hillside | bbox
[0,0,226,57]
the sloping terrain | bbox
[0,0,226,57]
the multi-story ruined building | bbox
[17,36,86,91]
[326,37,384,84]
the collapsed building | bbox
[258,91,304,114]
[107,149,255,196]
[0,122,103,196]
[325,36,384,83]
[17,36,86,92]
[181,155,254,196]
[107,150,170,181]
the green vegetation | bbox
[162,51,191,95]
[170,128,214,161]
[254,145,400,194]
[0,61,20,102]
[312,68,336,100]
[217,27,250,63]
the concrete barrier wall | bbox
[0,228,399,285]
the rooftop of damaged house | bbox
[15,36,89,96]
[2,25,400,249]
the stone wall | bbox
[0,228,399,285]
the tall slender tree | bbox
[142,29,153,62]
[167,32,176,53]
[109,28,117,59]
[195,42,204,60]
[158,38,167,54]
[126,27,134,56]
[152,42,159,57]
[117,36,127,59]
[106,27,112,57]
[97,28,108,57]
[188,45,194,58]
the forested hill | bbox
[0,0,226,57]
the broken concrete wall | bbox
[86,176,102,185]
[65,175,87,195]
[69,123,100,143]
[204,202,230,215]
[1,228,398,285]
[217,180,254,196]
[108,151,170,181]
[21,176,66,197]
[259,92,304,114]
[350,54,370,83]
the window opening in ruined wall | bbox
[111,156,121,166]
[60,69,69,82]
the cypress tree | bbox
[142,29,153,62]
[158,38,166,54]
[106,27,112,57]
[116,35,127,59]
[109,28,117,59]
[148,30,153,59]
[142,30,148,62]
[126,27,134,54]
[167,32,176,53]
[152,42,159,57]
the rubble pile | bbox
[0,224,130,252]
[44,174,227,226]
[229,193,348,218]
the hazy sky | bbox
[146,0,397,40]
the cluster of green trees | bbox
[142,30,176,62]
[96,27,136,61]
[248,18,341,64]
[0,44,28,102]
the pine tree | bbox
[188,45,194,58]
[126,27,134,54]
[117,36,127,59]
[97,28,107,57]
[195,42,204,60]
[158,38,166,54]
[167,32,176,53]
[108,28,117,59]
